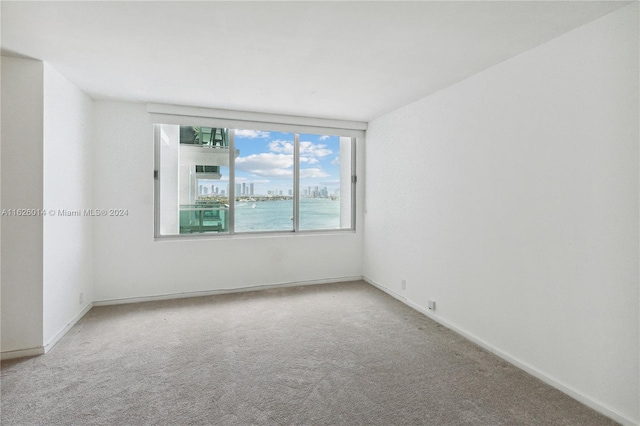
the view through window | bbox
[156,124,354,236]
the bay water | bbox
[235,198,343,233]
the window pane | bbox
[188,164,229,233]
[158,124,230,235]
[298,134,352,230]
[157,124,355,236]
[234,129,294,233]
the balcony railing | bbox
[179,203,229,233]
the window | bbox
[155,124,356,237]
[298,133,353,231]
[234,129,295,233]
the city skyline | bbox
[198,183,338,199]
[198,130,344,197]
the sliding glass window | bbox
[234,129,294,233]
[298,133,353,231]
[155,123,355,237]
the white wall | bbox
[93,101,363,302]
[42,64,95,347]
[364,5,638,424]
[0,57,45,353]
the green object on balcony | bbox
[179,202,228,233]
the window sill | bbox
[154,228,356,242]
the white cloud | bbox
[300,168,329,178]
[331,156,340,165]
[269,140,294,154]
[319,135,330,141]
[235,153,293,178]
[239,139,333,179]
[253,169,293,178]
[235,129,270,139]
[300,157,319,165]
[269,140,332,159]
[300,141,332,158]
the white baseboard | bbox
[2,278,363,361]
[94,276,364,307]
[44,302,94,354]
[363,277,637,426]
[2,302,95,361]
[1,346,45,361]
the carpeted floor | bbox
[1,280,616,425]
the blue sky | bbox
[204,129,343,196]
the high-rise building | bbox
[235,183,241,195]
[242,182,246,195]
[250,183,254,195]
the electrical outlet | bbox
[79,292,84,305]
[428,300,436,311]
[401,279,406,290]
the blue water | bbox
[235,198,343,233]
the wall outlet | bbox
[401,279,406,290]
[428,300,436,311]
[79,292,84,305]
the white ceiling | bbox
[1,1,630,122]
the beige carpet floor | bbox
[1,280,616,425]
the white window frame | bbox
[150,104,365,239]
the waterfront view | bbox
[235,198,341,232]
[159,124,353,235]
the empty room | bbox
[1,1,638,425]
